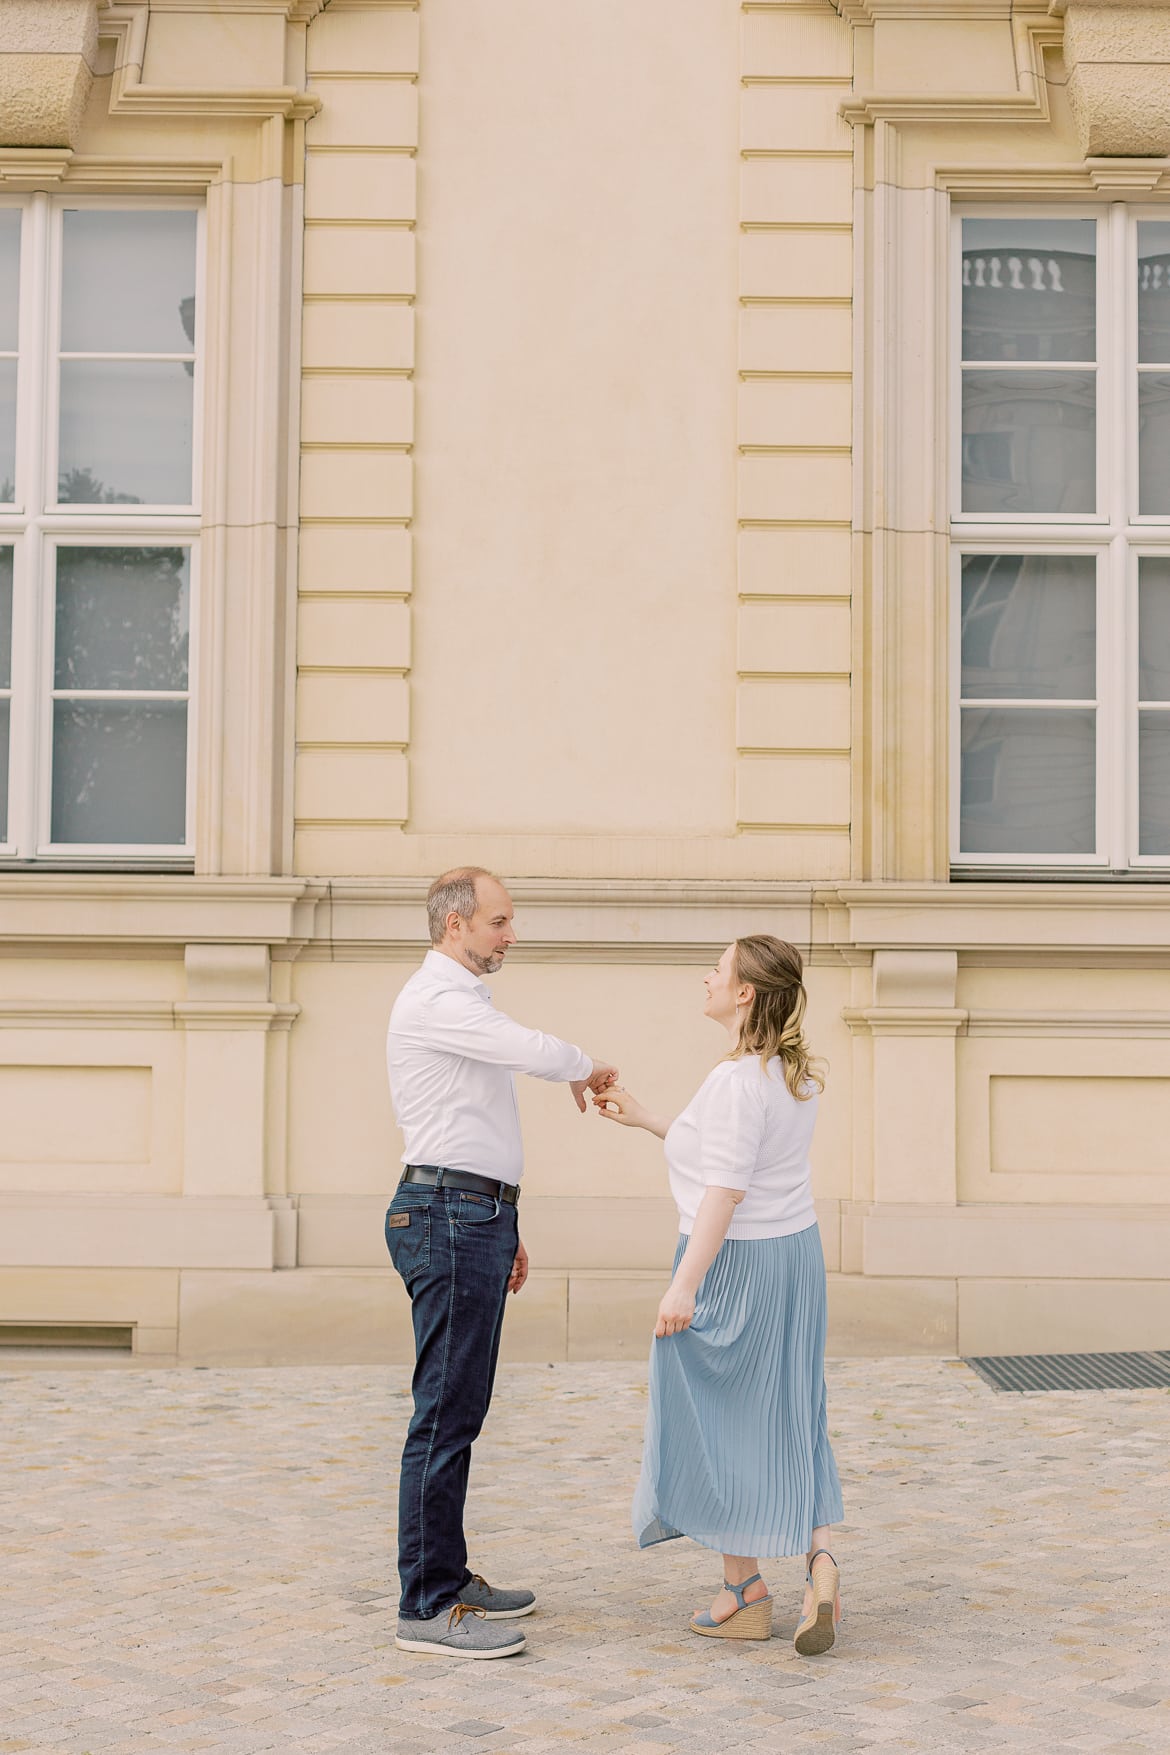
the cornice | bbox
[840,10,1061,125]
[835,0,1014,18]
[0,150,74,188]
[97,0,321,122]
[935,160,1170,191]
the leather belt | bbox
[401,1164,520,1206]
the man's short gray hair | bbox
[426,866,494,946]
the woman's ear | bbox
[737,983,755,1009]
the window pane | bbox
[960,708,1096,855]
[0,208,19,351]
[1139,558,1170,701]
[961,554,1095,700]
[0,546,11,689]
[1138,222,1170,364]
[1139,712,1170,854]
[58,361,193,506]
[1138,373,1170,516]
[61,210,197,355]
[51,701,187,845]
[0,698,8,844]
[0,358,14,502]
[55,548,189,692]
[962,219,1096,363]
[962,371,1095,514]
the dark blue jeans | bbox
[385,1179,518,1620]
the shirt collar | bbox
[423,947,489,995]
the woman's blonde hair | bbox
[729,935,825,1100]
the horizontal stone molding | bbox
[855,1202,1170,1279]
[844,1005,967,1036]
[0,1195,278,1270]
[6,877,1170,962]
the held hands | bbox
[655,1280,696,1338]
[590,1085,648,1128]
[569,1059,619,1114]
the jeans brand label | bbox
[388,1213,411,1229]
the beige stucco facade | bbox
[3,0,1170,1363]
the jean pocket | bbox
[385,1202,431,1285]
[454,1190,501,1226]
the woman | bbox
[594,935,844,1654]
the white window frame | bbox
[0,191,203,864]
[950,201,1170,872]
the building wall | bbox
[2,0,1170,1363]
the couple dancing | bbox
[384,867,844,1661]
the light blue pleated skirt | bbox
[633,1222,844,1558]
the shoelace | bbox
[446,1602,486,1632]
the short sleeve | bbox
[695,1064,768,1191]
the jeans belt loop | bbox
[433,1165,445,1190]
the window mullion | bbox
[9,195,51,858]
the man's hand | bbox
[570,1058,618,1112]
[508,1237,529,1295]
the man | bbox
[385,867,617,1660]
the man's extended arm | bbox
[406,988,615,1095]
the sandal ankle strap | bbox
[722,1572,763,1608]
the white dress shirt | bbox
[386,949,593,1183]
[665,1055,818,1240]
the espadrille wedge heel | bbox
[690,1574,773,1641]
[793,1548,841,1656]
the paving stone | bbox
[2,1359,1167,1753]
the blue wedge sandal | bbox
[690,1573,773,1641]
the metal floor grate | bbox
[964,1350,1170,1392]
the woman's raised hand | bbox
[591,1085,647,1128]
[592,1085,673,1139]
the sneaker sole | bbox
[394,1633,527,1660]
[476,1601,537,1620]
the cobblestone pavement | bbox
[2,1355,1169,1754]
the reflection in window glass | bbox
[1139,558,1170,702]
[61,210,197,355]
[962,219,1096,362]
[55,548,189,692]
[51,701,187,845]
[0,209,19,352]
[960,708,1096,855]
[1138,222,1170,364]
[58,360,193,506]
[962,371,1095,514]
[961,555,1095,700]
[0,546,9,845]
[1139,712,1170,854]
[1138,373,1170,516]
[0,358,15,502]
[0,698,8,843]
[0,546,11,690]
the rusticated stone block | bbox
[0,0,97,148]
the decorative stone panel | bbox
[1057,0,1170,157]
[0,0,97,148]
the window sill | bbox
[950,866,1170,884]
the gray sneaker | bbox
[395,1603,527,1660]
[458,1571,537,1619]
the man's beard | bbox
[466,948,504,975]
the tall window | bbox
[952,206,1170,870]
[0,197,200,861]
